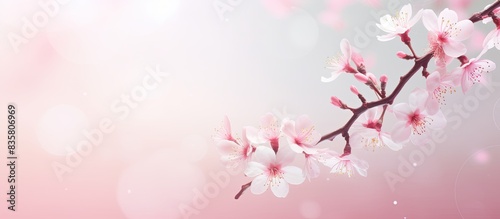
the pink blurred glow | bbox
[262,0,303,18]
[474,150,490,164]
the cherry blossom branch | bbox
[235,182,252,199]
[319,3,500,147]
[319,53,433,144]
[226,1,500,200]
[470,0,500,23]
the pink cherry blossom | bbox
[325,153,369,177]
[425,69,459,115]
[244,146,305,198]
[422,8,474,66]
[452,50,496,93]
[376,4,423,42]
[322,39,357,83]
[258,113,281,140]
[216,127,257,168]
[213,116,235,142]
[304,148,336,181]
[282,115,321,154]
[256,113,282,152]
[351,107,403,151]
[391,89,447,145]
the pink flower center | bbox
[437,33,448,43]
[269,164,283,177]
[433,84,455,104]
[363,119,382,132]
[332,160,353,177]
[409,111,431,135]
[266,164,284,187]
[466,62,492,84]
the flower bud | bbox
[350,85,359,95]
[380,74,388,83]
[367,72,378,85]
[354,73,369,83]
[330,96,343,108]
[397,51,407,59]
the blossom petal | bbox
[365,107,378,121]
[350,131,368,149]
[282,166,306,185]
[426,97,440,116]
[393,103,413,120]
[288,143,305,154]
[477,60,497,74]
[250,175,269,195]
[253,146,276,166]
[277,144,295,165]
[377,33,398,42]
[483,30,500,50]
[378,15,396,32]
[340,38,352,61]
[302,145,319,155]
[391,121,411,143]
[452,20,474,42]
[428,110,447,130]
[443,40,466,57]
[295,115,313,138]
[281,119,296,139]
[216,140,239,155]
[407,9,423,28]
[422,9,438,32]
[409,88,429,111]
[321,71,342,82]
[426,71,441,92]
[483,30,496,50]
[304,158,320,180]
[223,116,232,136]
[438,8,458,32]
[400,4,412,23]
[381,133,403,151]
[270,177,289,198]
[425,72,442,115]
[460,68,473,93]
[243,126,264,145]
[350,156,369,177]
[244,162,266,177]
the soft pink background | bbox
[1,0,499,218]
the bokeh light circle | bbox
[454,145,500,218]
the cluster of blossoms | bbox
[214,2,500,198]
[213,114,367,198]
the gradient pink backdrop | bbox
[1,0,499,218]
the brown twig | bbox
[234,182,252,199]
